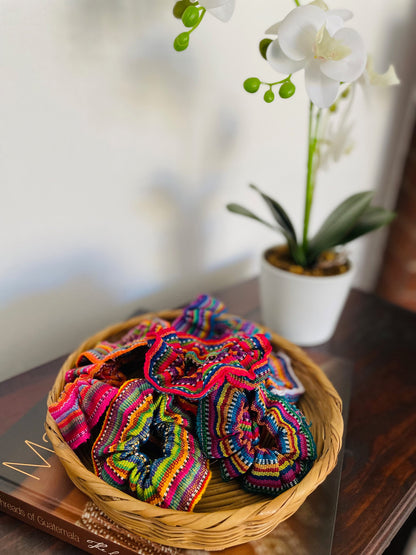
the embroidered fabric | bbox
[92,379,211,511]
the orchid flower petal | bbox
[278,6,326,61]
[208,1,235,21]
[267,39,306,75]
[308,0,329,11]
[325,14,345,36]
[366,56,400,86]
[199,0,230,8]
[199,0,235,21]
[305,60,339,108]
[328,9,353,22]
[320,27,366,83]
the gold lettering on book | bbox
[2,436,54,479]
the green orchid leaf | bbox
[307,191,373,260]
[226,203,276,230]
[289,241,307,267]
[226,202,306,266]
[340,205,396,244]
[249,184,298,243]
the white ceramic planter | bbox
[260,248,354,346]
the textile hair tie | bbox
[65,339,149,386]
[266,351,305,404]
[173,295,304,404]
[118,318,171,345]
[172,294,264,339]
[197,382,260,478]
[242,383,316,495]
[144,327,272,399]
[92,379,211,512]
[197,381,316,495]
[48,378,118,450]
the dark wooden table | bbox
[1,278,415,554]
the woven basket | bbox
[45,310,343,551]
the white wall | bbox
[1,0,415,381]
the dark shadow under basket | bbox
[45,310,343,551]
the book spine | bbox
[0,490,133,555]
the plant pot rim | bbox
[261,247,353,283]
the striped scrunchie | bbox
[196,381,316,495]
[243,383,316,494]
[144,327,272,399]
[65,338,148,386]
[92,379,211,511]
[172,294,264,339]
[172,294,304,404]
[48,378,119,450]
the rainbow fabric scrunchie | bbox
[172,294,305,403]
[172,294,264,339]
[144,327,272,399]
[65,338,149,386]
[92,379,211,511]
[243,383,316,494]
[197,382,260,478]
[196,381,316,495]
[48,378,118,450]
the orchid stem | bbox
[302,102,321,255]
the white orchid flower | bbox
[199,0,235,22]
[266,5,367,109]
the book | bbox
[0,354,352,555]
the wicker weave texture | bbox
[45,310,343,550]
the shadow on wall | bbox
[125,255,254,317]
[0,1,251,382]
[0,254,252,383]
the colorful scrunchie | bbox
[144,327,272,399]
[243,383,316,494]
[172,294,264,339]
[196,381,316,495]
[173,295,304,403]
[92,380,211,511]
[48,378,118,450]
[266,351,305,404]
[118,318,171,345]
[65,338,148,386]
[197,382,260,478]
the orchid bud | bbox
[174,32,190,51]
[182,6,200,27]
[279,81,296,98]
[264,90,275,103]
[244,78,261,93]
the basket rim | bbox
[45,309,343,545]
